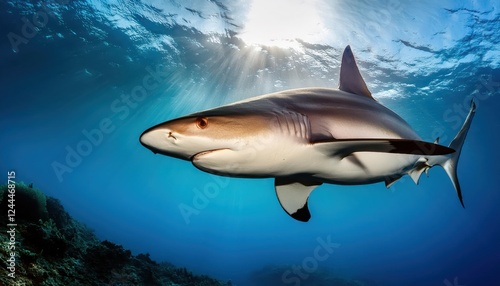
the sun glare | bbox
[237,0,328,50]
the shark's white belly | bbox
[303,151,418,184]
[193,140,418,184]
[263,143,418,184]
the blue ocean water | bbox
[1,0,499,285]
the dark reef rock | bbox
[0,183,48,223]
[85,240,132,280]
[46,197,71,229]
[0,183,231,286]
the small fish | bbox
[140,46,475,222]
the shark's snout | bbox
[140,128,171,154]
[139,126,193,160]
[139,131,157,154]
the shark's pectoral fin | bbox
[313,138,455,158]
[275,177,322,222]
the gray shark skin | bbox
[140,45,476,222]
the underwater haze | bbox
[1,0,500,285]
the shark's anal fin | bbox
[274,177,322,222]
[339,45,374,100]
[314,138,455,158]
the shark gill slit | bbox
[274,113,285,133]
[292,113,299,136]
[273,111,291,136]
[299,115,306,138]
[277,111,312,140]
[283,112,292,134]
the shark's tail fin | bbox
[438,100,476,207]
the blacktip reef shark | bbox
[140,46,476,222]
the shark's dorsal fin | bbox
[339,45,374,100]
[275,177,322,222]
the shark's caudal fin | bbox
[439,100,476,207]
[409,100,476,207]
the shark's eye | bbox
[196,117,208,129]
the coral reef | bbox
[0,182,48,223]
[249,264,366,286]
[0,183,231,285]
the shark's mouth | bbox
[191,148,230,161]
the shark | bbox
[140,45,476,222]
